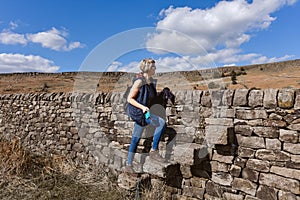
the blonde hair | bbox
[139,58,155,72]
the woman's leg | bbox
[148,115,166,150]
[127,123,144,166]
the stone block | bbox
[212,151,234,164]
[211,107,235,118]
[283,143,300,154]
[173,143,204,165]
[229,165,241,177]
[234,125,253,136]
[256,149,291,162]
[180,165,193,178]
[201,90,212,107]
[295,90,300,110]
[256,185,277,200]
[190,177,207,188]
[205,118,233,126]
[212,172,233,186]
[222,89,234,106]
[223,192,244,200]
[253,126,279,138]
[233,89,248,106]
[246,159,270,172]
[236,109,268,120]
[248,90,263,107]
[266,138,281,150]
[278,190,299,200]
[270,166,300,180]
[210,90,224,107]
[244,196,260,200]
[236,135,265,149]
[279,129,299,143]
[232,178,257,196]
[205,125,230,145]
[242,168,259,182]
[211,161,229,172]
[143,156,173,178]
[204,193,223,200]
[259,173,300,195]
[278,89,295,109]
[192,90,202,105]
[264,89,278,108]
[238,147,255,158]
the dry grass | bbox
[0,59,299,95]
[0,137,134,200]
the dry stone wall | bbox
[0,88,299,199]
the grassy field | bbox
[0,59,299,95]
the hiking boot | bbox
[123,165,136,174]
[149,150,165,163]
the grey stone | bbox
[249,90,263,107]
[266,138,281,150]
[233,89,249,106]
[236,109,268,120]
[212,172,233,186]
[238,147,255,158]
[229,165,241,177]
[223,192,244,200]
[278,89,295,109]
[142,156,170,178]
[236,135,265,149]
[205,125,229,145]
[222,89,234,106]
[173,143,203,165]
[205,118,233,126]
[283,143,300,154]
[256,185,277,200]
[260,173,300,195]
[270,166,300,180]
[255,149,290,161]
[242,168,259,182]
[211,161,229,172]
[234,125,253,136]
[232,178,257,196]
[212,151,234,164]
[264,89,278,108]
[279,129,299,143]
[246,159,270,172]
[278,190,299,200]
[295,90,300,110]
[253,126,279,138]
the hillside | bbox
[0,59,299,94]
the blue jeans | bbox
[127,114,165,165]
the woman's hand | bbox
[141,106,149,114]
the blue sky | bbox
[0,0,299,73]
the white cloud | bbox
[26,27,84,51]
[0,24,84,51]
[146,0,296,67]
[0,53,59,73]
[250,54,294,64]
[107,61,123,72]
[9,21,18,30]
[0,30,27,45]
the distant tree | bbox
[231,70,237,84]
